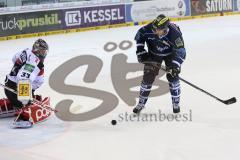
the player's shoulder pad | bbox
[143,23,153,32]
[23,48,31,54]
[18,48,29,63]
[169,23,182,36]
[135,27,145,41]
[135,23,153,40]
[139,26,147,35]
[23,49,41,67]
[169,23,184,48]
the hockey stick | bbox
[0,83,58,112]
[143,62,237,105]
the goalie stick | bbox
[143,62,237,105]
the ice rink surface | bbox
[0,15,240,160]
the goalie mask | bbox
[32,39,49,61]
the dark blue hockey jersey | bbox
[135,22,186,58]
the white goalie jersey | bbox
[7,48,44,90]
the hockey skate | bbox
[12,116,33,129]
[172,104,180,113]
[133,104,145,115]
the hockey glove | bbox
[138,54,149,63]
[136,49,148,63]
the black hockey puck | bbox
[111,120,117,125]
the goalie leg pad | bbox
[0,98,18,118]
[18,97,52,124]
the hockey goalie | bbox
[0,39,53,128]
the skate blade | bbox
[11,121,33,129]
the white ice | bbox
[0,15,240,160]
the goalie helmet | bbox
[152,14,170,30]
[32,39,49,61]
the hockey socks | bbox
[169,80,181,113]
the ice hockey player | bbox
[0,39,52,128]
[133,14,186,114]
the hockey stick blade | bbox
[221,97,237,105]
